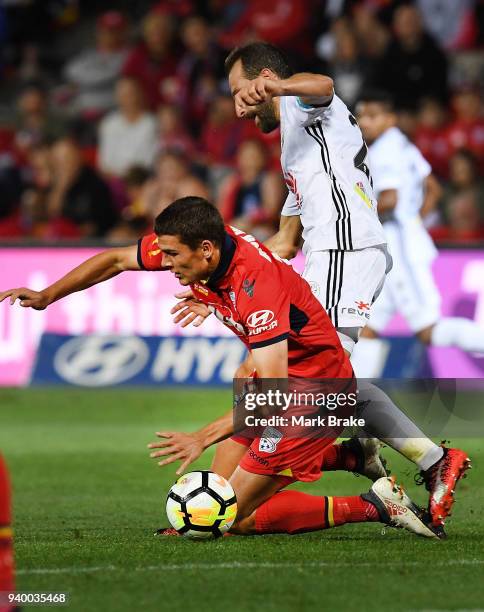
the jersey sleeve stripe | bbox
[249,333,289,349]
[137,238,147,270]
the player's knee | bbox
[416,325,434,345]
[360,326,378,339]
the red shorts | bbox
[231,432,336,486]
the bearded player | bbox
[216,42,469,528]
[0,198,440,539]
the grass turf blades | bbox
[1,388,482,612]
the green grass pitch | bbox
[1,388,483,612]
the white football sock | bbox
[350,337,390,378]
[357,381,444,471]
[431,317,484,353]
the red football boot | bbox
[154,527,180,536]
[417,447,471,527]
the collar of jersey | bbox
[206,231,236,290]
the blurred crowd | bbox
[0,0,482,244]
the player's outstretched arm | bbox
[148,410,234,475]
[148,342,288,473]
[276,72,334,106]
[264,215,302,260]
[234,72,333,116]
[0,245,140,310]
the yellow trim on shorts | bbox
[276,468,293,477]
[327,497,335,527]
[0,526,13,538]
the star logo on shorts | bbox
[355,301,370,310]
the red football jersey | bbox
[137,226,352,378]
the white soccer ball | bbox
[166,470,237,539]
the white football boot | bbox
[362,476,444,539]
[341,437,389,481]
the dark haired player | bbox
[0,198,439,538]
[218,42,470,528]
[353,90,484,370]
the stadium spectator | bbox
[0,165,22,220]
[218,139,284,240]
[98,77,157,177]
[446,86,484,167]
[177,16,224,133]
[141,151,209,221]
[417,0,478,51]
[0,0,481,245]
[414,97,451,179]
[432,149,484,244]
[433,194,484,245]
[151,0,195,19]
[199,95,244,170]
[122,10,179,110]
[326,23,370,109]
[62,11,130,119]
[219,0,311,57]
[13,81,67,161]
[21,144,55,234]
[0,130,23,223]
[46,138,117,237]
[352,5,390,60]
[106,166,153,242]
[431,149,484,244]
[157,103,197,158]
[0,142,74,239]
[371,3,448,109]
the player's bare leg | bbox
[211,439,247,480]
[228,467,283,534]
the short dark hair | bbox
[154,197,225,250]
[358,89,395,111]
[225,42,293,79]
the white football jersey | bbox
[280,94,386,253]
[368,126,437,262]
[369,126,431,221]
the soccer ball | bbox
[166,470,237,539]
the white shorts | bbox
[369,224,441,334]
[302,246,390,330]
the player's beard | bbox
[255,101,279,133]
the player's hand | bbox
[0,287,51,310]
[170,290,211,328]
[234,77,280,117]
[148,431,205,475]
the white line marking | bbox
[17,559,484,576]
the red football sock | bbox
[321,443,358,472]
[0,454,15,600]
[255,490,379,534]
